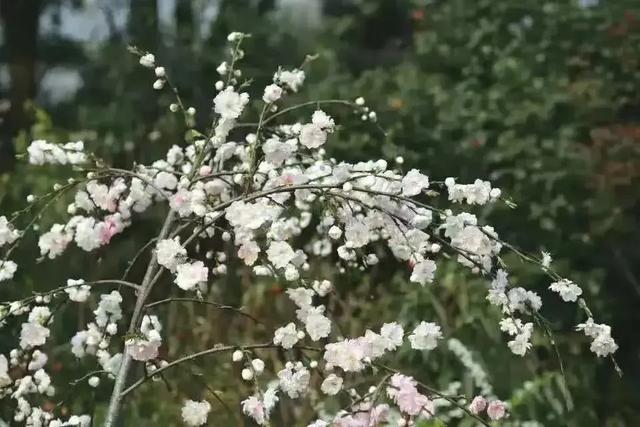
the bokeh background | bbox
[1,0,640,425]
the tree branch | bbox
[144,297,262,324]
[120,343,321,398]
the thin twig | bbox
[120,343,321,397]
[144,297,261,324]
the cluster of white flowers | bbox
[576,318,618,357]
[500,318,534,356]
[277,361,310,398]
[37,186,131,257]
[445,177,501,205]
[38,223,73,259]
[0,216,20,283]
[274,68,305,92]
[549,279,583,302]
[0,287,98,424]
[139,53,155,68]
[19,311,50,350]
[485,269,541,356]
[65,279,91,302]
[27,140,86,166]
[0,31,619,426]
[323,322,405,372]
[283,287,332,341]
[67,290,124,381]
[402,169,430,196]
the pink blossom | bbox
[468,395,487,415]
[241,396,267,425]
[126,336,160,361]
[387,374,435,418]
[487,400,507,420]
[99,215,124,245]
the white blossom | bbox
[28,306,51,325]
[273,323,300,349]
[263,84,283,103]
[549,279,583,302]
[380,322,404,351]
[576,318,618,357]
[139,53,155,68]
[267,241,295,269]
[278,363,310,398]
[311,110,335,131]
[174,261,208,290]
[0,260,17,282]
[39,224,72,259]
[242,396,267,425]
[410,259,436,286]
[65,279,91,302]
[0,354,12,387]
[0,215,19,247]
[94,291,123,327]
[299,123,327,149]
[321,374,343,395]
[156,237,187,272]
[181,400,211,426]
[409,322,442,351]
[402,169,430,196]
[275,69,305,92]
[214,86,250,119]
[238,240,260,266]
[304,307,331,341]
[20,322,50,349]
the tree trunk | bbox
[0,0,41,172]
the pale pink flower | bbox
[241,396,267,425]
[487,400,507,420]
[468,395,487,414]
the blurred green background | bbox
[1,0,639,425]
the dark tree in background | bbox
[0,0,42,172]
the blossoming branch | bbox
[0,31,618,426]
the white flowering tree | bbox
[0,33,620,426]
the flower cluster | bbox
[386,374,435,419]
[0,31,619,426]
[468,395,507,421]
[27,140,86,166]
[126,315,162,361]
[576,318,618,357]
[549,279,583,302]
